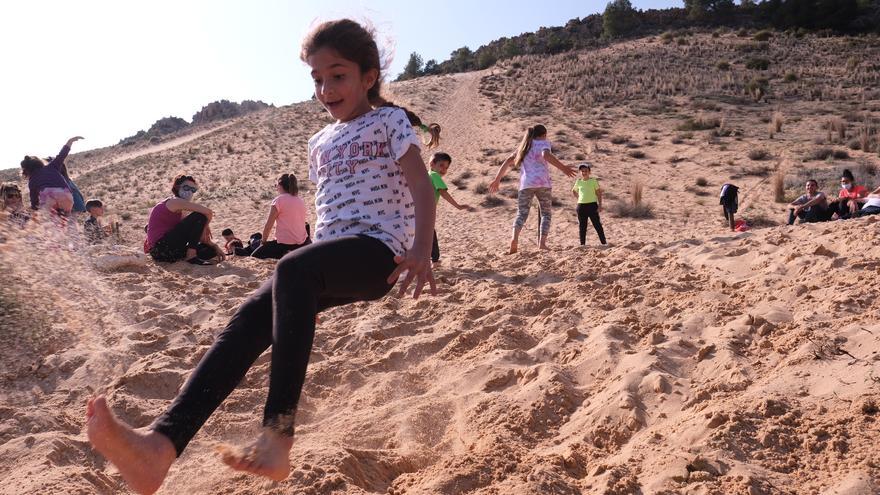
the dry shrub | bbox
[858,121,875,153]
[696,177,709,187]
[771,111,784,134]
[773,170,786,203]
[858,159,878,177]
[612,182,654,219]
[480,195,506,208]
[809,147,834,160]
[748,149,771,161]
[474,182,489,194]
[628,150,646,159]
[824,117,847,142]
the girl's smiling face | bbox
[308,47,377,122]
[580,168,591,179]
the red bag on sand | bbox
[734,219,750,232]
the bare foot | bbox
[219,428,293,481]
[507,240,518,255]
[86,396,176,495]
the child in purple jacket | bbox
[20,136,83,214]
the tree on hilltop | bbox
[603,0,639,38]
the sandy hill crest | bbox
[1,31,879,494]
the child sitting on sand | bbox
[251,173,310,260]
[1,183,30,227]
[428,152,472,263]
[571,164,606,246]
[86,18,440,494]
[83,199,114,244]
[221,228,244,255]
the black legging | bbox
[149,213,214,262]
[151,235,397,455]
[577,202,606,245]
[431,230,440,262]
[251,239,311,260]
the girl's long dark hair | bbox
[301,19,440,148]
[278,173,298,195]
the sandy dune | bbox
[1,32,879,494]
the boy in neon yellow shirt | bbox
[571,164,607,246]
[429,152,472,263]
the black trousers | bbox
[149,213,212,262]
[431,230,440,262]
[788,206,830,225]
[576,202,606,245]
[251,239,311,260]
[151,235,397,455]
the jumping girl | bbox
[489,124,576,253]
[86,18,439,494]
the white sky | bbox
[0,0,679,170]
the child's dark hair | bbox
[514,124,547,167]
[841,169,855,181]
[278,173,298,195]
[20,156,46,178]
[171,174,196,196]
[222,228,234,236]
[430,152,452,165]
[85,199,103,210]
[300,18,441,148]
[1,183,22,199]
[579,164,592,170]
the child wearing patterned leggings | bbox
[489,124,576,253]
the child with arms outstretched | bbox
[489,125,576,253]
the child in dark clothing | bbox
[222,228,244,255]
[84,199,112,244]
[21,136,83,214]
[234,233,263,256]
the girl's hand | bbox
[561,165,577,178]
[488,180,501,194]
[387,250,436,299]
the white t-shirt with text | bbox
[308,107,422,256]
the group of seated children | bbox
[6,136,117,246]
[787,169,880,225]
[143,172,313,265]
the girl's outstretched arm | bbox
[261,205,280,241]
[542,150,577,178]
[50,136,82,172]
[489,155,515,194]
[439,190,470,210]
[388,145,436,299]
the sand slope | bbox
[2,34,880,494]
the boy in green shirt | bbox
[571,164,607,246]
[429,152,472,263]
